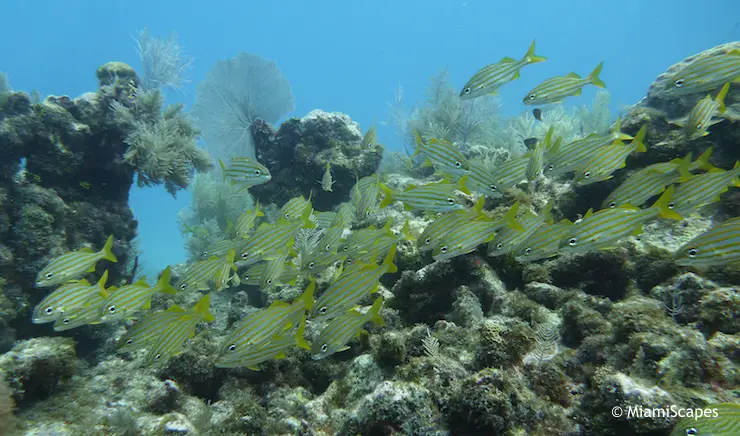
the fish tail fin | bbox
[716,82,730,113]
[411,130,424,158]
[457,175,471,195]
[382,245,398,273]
[300,206,317,229]
[193,293,215,322]
[631,125,647,153]
[612,116,634,141]
[379,183,394,208]
[101,235,118,262]
[294,315,311,350]
[156,266,177,294]
[503,202,524,231]
[97,270,109,289]
[400,219,414,242]
[473,196,486,215]
[523,39,547,64]
[299,279,315,312]
[695,147,714,171]
[218,159,228,181]
[651,185,682,220]
[541,200,555,224]
[368,297,385,326]
[588,62,606,88]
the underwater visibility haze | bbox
[0,0,739,434]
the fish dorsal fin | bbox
[566,72,581,79]
[499,56,516,63]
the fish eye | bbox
[201,251,208,257]
[463,87,471,95]
[243,273,250,280]
[319,306,328,314]
[440,246,448,253]
[608,202,616,208]
[320,344,328,352]
[668,202,675,210]
[308,261,315,269]
[267,279,272,285]
[254,169,261,175]
[228,344,236,352]
[241,252,249,259]
[44,306,53,315]
[424,237,431,244]
[695,123,702,130]
[284,213,290,219]
[489,184,497,191]
[496,243,503,249]
[446,198,455,204]
[547,164,554,171]
[108,306,116,314]
[685,428,697,435]
[524,248,532,255]
[675,79,684,88]
[583,171,591,178]
[454,161,462,168]
[179,284,187,291]
[568,238,577,246]
[126,339,133,345]
[325,244,331,251]
[44,272,53,279]
[528,94,536,100]
[63,318,70,324]
[687,248,697,258]
[154,354,161,360]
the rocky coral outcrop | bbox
[250,109,383,210]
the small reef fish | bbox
[460,40,547,100]
[215,282,314,367]
[670,161,740,215]
[573,126,647,185]
[313,211,337,229]
[379,178,470,213]
[412,132,471,179]
[53,286,110,332]
[669,402,740,436]
[320,162,335,192]
[418,197,486,252]
[219,156,271,188]
[260,249,293,291]
[32,271,110,324]
[351,174,381,219]
[644,148,713,174]
[216,315,311,370]
[279,194,312,221]
[101,266,177,321]
[513,220,573,262]
[489,156,529,189]
[601,165,683,209]
[36,235,117,287]
[674,217,740,268]
[144,293,215,365]
[201,238,246,258]
[533,108,543,121]
[117,306,187,354]
[433,204,522,261]
[242,260,299,287]
[523,62,606,105]
[526,128,555,181]
[233,202,264,238]
[664,48,740,95]
[558,186,681,254]
[312,246,397,321]
[360,125,377,149]
[488,202,553,257]
[673,82,730,139]
[331,202,356,228]
[176,249,237,292]
[465,161,505,198]
[311,296,385,360]
[238,207,315,265]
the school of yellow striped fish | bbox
[30,44,739,389]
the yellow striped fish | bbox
[279,194,312,221]
[215,314,311,370]
[674,82,730,139]
[238,207,315,265]
[379,178,470,212]
[573,126,647,185]
[513,220,573,262]
[234,202,264,238]
[176,249,237,292]
[559,186,681,254]
[488,202,553,257]
[351,174,381,219]
[312,246,396,321]
[331,202,356,228]
[432,204,522,261]
[201,238,247,258]
[524,62,606,105]
[645,148,713,174]
[602,165,683,209]
[669,402,740,436]
[242,261,299,287]
[219,157,271,187]
[670,161,740,215]
[460,40,547,100]
[320,162,335,192]
[215,282,314,366]
[412,133,471,179]
[145,293,215,365]
[36,235,117,287]
[675,217,740,268]
[526,128,557,181]
[53,286,110,332]
[418,197,486,252]
[260,249,293,291]
[665,48,740,95]
[311,296,385,360]
[317,226,345,254]
[490,156,529,189]
[117,306,186,353]
[466,161,504,198]
[32,270,110,324]
[340,219,394,255]
[360,125,377,149]
[313,211,337,229]
[101,266,177,321]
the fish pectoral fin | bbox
[337,345,351,352]
[275,352,286,359]
[247,366,260,371]
[87,265,97,273]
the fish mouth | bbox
[311,354,323,361]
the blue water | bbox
[2,0,737,278]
